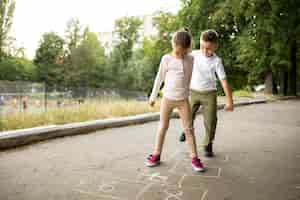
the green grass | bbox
[233,90,254,98]
[0,99,160,132]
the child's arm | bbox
[216,58,233,111]
[149,56,167,107]
[220,79,234,111]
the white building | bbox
[138,14,158,38]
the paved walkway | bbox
[0,100,300,200]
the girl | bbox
[146,29,205,172]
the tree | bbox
[0,56,36,81]
[272,0,299,95]
[178,0,298,95]
[139,11,180,93]
[4,35,26,57]
[177,0,249,91]
[0,56,20,80]
[114,12,179,91]
[112,16,142,68]
[34,32,65,86]
[69,29,106,88]
[178,0,222,48]
[65,17,83,54]
[63,17,84,87]
[208,0,249,91]
[236,0,278,93]
[0,0,15,61]
[231,0,299,95]
[153,11,179,55]
[126,38,161,92]
[108,16,142,87]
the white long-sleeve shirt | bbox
[149,54,194,101]
[190,50,226,92]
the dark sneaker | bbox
[179,132,186,142]
[204,143,214,157]
[191,157,205,172]
[145,154,161,167]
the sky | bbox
[11,0,181,59]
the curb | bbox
[276,96,299,101]
[0,112,161,150]
[0,98,283,150]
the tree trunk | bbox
[272,77,278,95]
[283,72,288,96]
[288,40,297,95]
[279,71,288,95]
[264,71,273,94]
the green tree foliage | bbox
[62,18,84,87]
[153,11,179,54]
[208,0,249,91]
[138,12,179,93]
[69,29,106,87]
[126,38,156,91]
[113,16,142,65]
[0,56,36,81]
[178,0,221,48]
[234,0,277,92]
[65,17,83,53]
[271,0,300,95]
[177,0,248,91]
[122,12,179,92]
[108,16,142,88]
[34,32,65,86]
[177,0,299,94]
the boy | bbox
[179,29,234,157]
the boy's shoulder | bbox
[190,50,201,57]
[212,53,222,63]
[192,50,222,62]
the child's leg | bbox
[153,98,174,155]
[190,91,202,127]
[201,91,217,146]
[177,100,198,158]
[179,91,201,142]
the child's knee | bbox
[159,123,169,132]
[183,126,194,135]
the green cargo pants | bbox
[190,90,217,146]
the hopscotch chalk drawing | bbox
[164,189,183,200]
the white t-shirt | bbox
[190,50,226,92]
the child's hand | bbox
[224,102,234,112]
[149,100,155,107]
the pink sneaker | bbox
[145,154,160,167]
[191,157,205,172]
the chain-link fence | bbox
[0,80,148,116]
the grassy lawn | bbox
[232,90,254,98]
[0,99,160,132]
